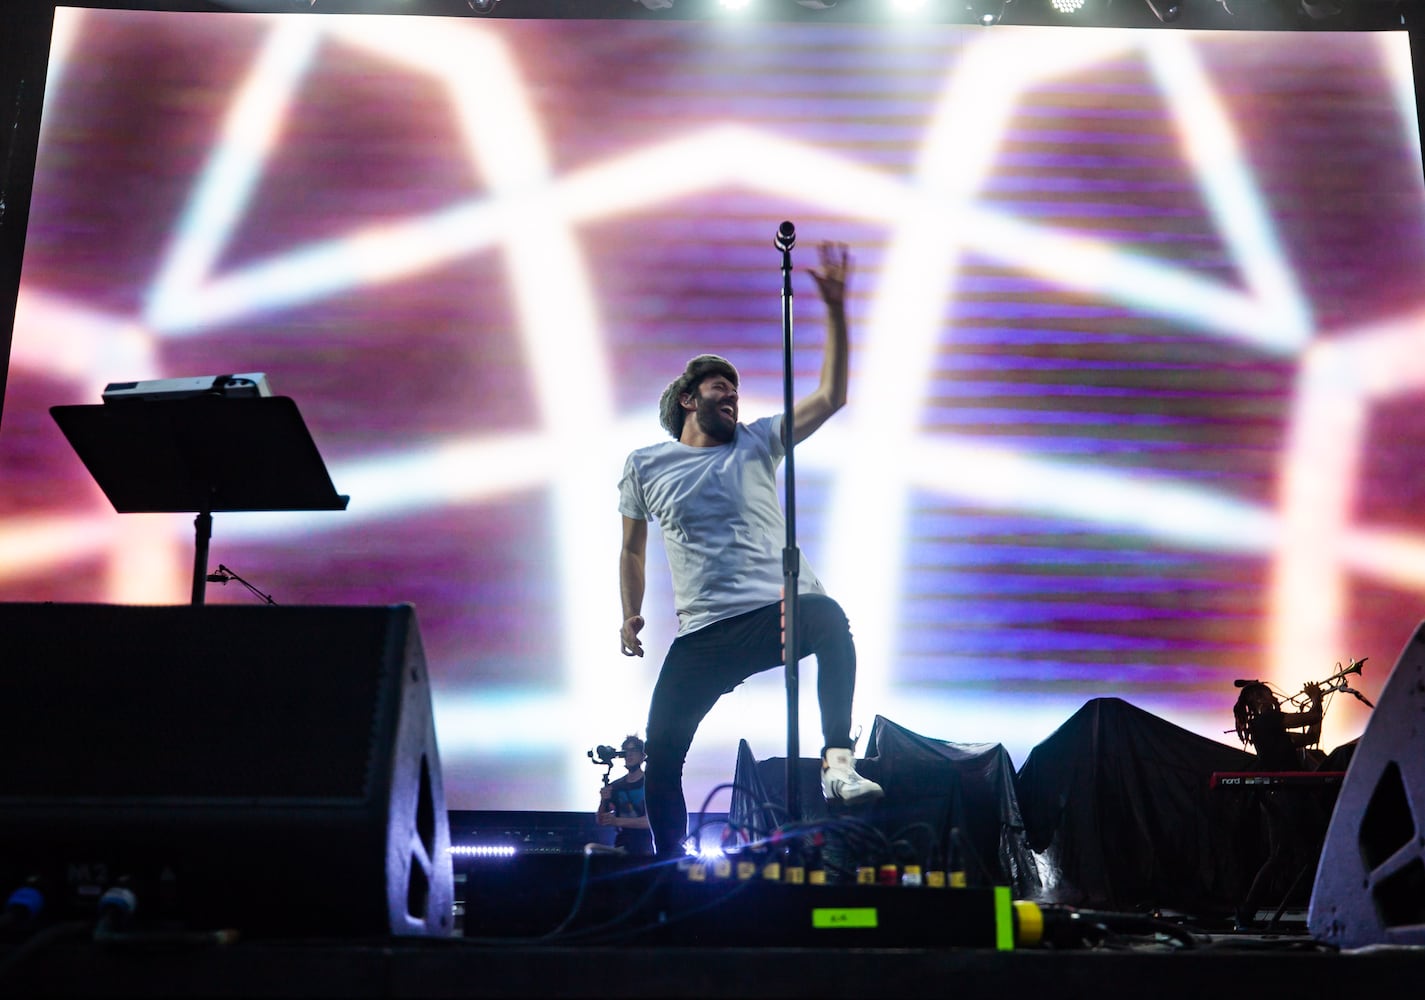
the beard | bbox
[694,392,736,443]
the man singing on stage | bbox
[616,240,882,860]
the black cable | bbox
[888,821,939,869]
[949,825,998,888]
[0,921,91,983]
[463,849,682,947]
[462,848,602,946]
[556,818,870,944]
[528,850,600,942]
[530,861,679,945]
[692,780,780,854]
[467,793,934,949]
[1035,906,1205,950]
[467,778,831,947]
[825,813,894,863]
[1197,933,1336,953]
[586,871,762,946]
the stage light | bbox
[449,844,517,858]
[467,0,499,10]
[981,6,1006,25]
[965,0,1008,25]
[1144,0,1182,21]
[634,0,676,9]
[1049,0,1087,12]
[890,0,930,13]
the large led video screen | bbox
[4,7,1424,812]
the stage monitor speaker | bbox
[1309,621,1425,948]
[0,602,453,939]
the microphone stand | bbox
[776,222,802,823]
[205,563,278,605]
[1342,687,1375,708]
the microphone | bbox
[774,220,796,252]
[206,567,232,583]
[1233,679,1257,688]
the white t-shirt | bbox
[619,414,826,636]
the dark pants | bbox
[643,594,856,859]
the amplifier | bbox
[657,876,1016,949]
[459,851,1022,949]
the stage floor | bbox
[5,936,1425,998]
[6,866,1424,1000]
[6,808,1423,997]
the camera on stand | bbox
[588,744,624,766]
[588,744,624,787]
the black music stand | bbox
[51,396,350,605]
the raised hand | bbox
[807,241,851,310]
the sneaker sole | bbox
[824,785,885,805]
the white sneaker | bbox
[821,748,884,805]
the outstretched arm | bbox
[789,241,851,446]
[619,516,648,657]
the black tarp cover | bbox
[727,738,777,844]
[1015,697,1261,912]
[727,717,1040,896]
[863,715,1040,897]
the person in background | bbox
[595,735,653,856]
[1231,680,1324,930]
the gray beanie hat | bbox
[658,354,740,439]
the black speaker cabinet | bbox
[0,602,453,938]
[1309,621,1425,948]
